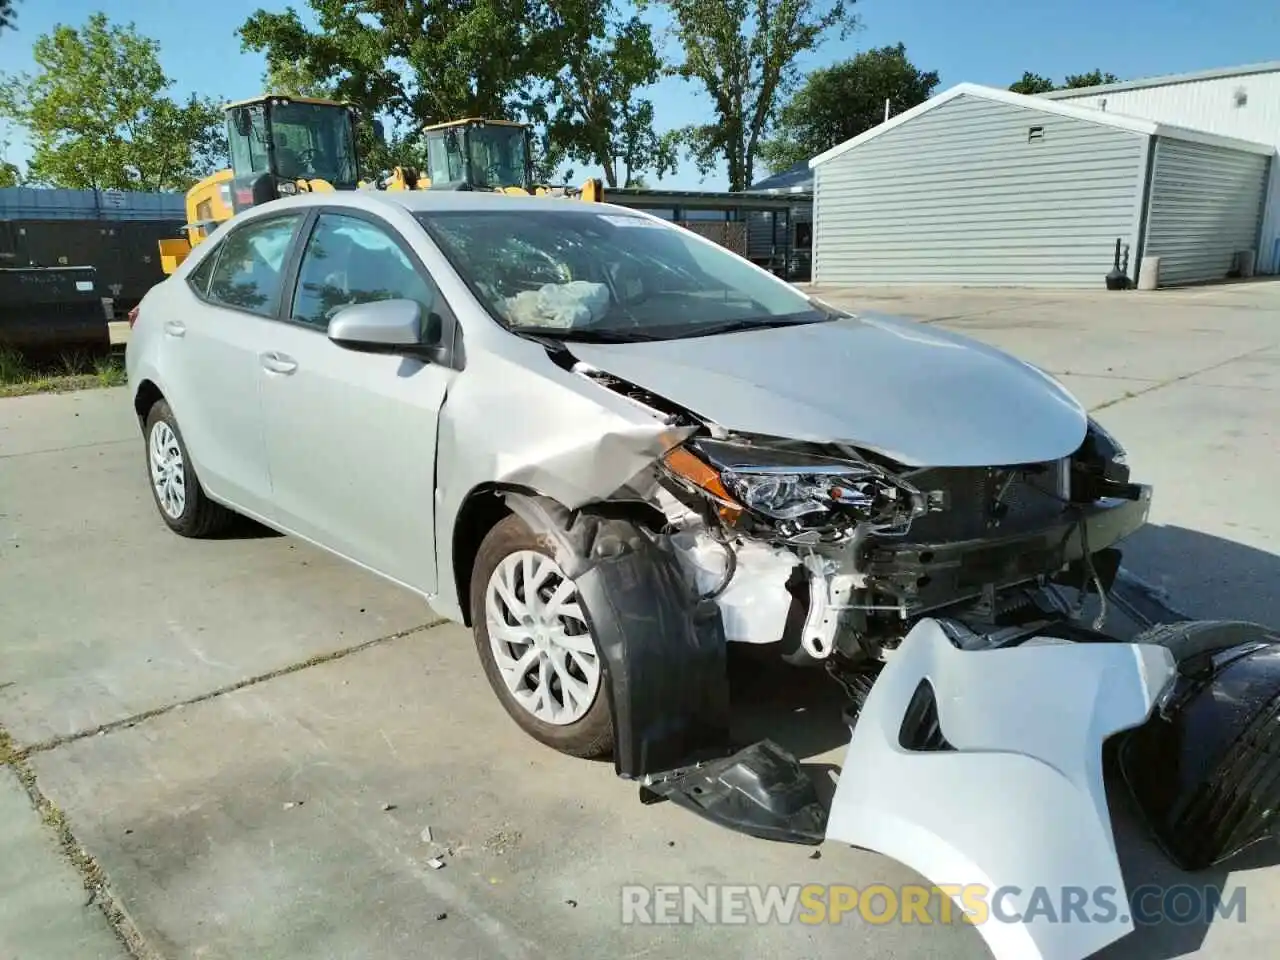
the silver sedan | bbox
[127,189,1280,960]
[126,188,1149,756]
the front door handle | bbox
[260,351,298,375]
[164,320,186,338]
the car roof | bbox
[247,189,646,219]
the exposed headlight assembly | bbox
[1086,416,1127,466]
[661,438,924,534]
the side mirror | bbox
[327,298,446,362]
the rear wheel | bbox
[470,514,614,759]
[144,400,234,538]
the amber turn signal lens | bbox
[661,447,743,522]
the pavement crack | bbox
[0,437,136,460]
[1,742,161,959]
[1090,343,1279,412]
[15,618,447,759]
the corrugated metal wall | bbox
[1142,138,1270,285]
[813,94,1147,286]
[0,187,186,221]
[1048,73,1280,273]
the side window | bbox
[290,214,437,329]
[207,214,304,317]
[186,243,221,297]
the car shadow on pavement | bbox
[1094,762,1279,960]
[1092,521,1280,960]
[204,515,284,540]
[1120,523,1280,628]
[727,650,848,807]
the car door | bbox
[161,211,306,516]
[257,209,456,594]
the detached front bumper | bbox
[863,487,1152,613]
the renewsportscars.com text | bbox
[620,883,1248,927]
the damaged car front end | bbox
[414,203,1280,960]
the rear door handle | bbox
[260,351,298,375]
[164,320,186,338]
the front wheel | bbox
[469,514,614,759]
[143,400,234,538]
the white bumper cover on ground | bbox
[825,619,1177,960]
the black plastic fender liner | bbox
[1119,620,1280,871]
[503,493,733,778]
[639,740,828,845]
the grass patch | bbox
[0,725,16,766]
[0,346,127,398]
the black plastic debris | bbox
[1120,621,1280,871]
[639,740,828,845]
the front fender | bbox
[825,620,1176,960]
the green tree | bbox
[0,14,224,190]
[647,0,859,191]
[263,57,336,99]
[0,126,20,186]
[1063,70,1119,88]
[0,0,18,33]
[1009,71,1056,95]
[542,13,676,187]
[1010,69,1120,95]
[240,0,676,186]
[758,43,938,174]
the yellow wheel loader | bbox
[158,95,602,275]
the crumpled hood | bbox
[567,313,1088,467]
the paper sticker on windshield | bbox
[75,281,94,291]
[598,214,664,228]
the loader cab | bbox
[421,119,533,192]
[224,95,360,211]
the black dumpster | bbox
[0,265,110,357]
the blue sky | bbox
[1,0,1277,190]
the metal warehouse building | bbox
[1043,61,1280,276]
[810,83,1275,288]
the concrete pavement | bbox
[2,280,1279,959]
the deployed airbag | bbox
[501,281,610,329]
[825,619,1176,960]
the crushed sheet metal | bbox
[430,345,696,619]
[503,494,733,778]
[825,618,1176,960]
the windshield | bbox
[268,101,358,187]
[467,125,528,189]
[415,210,827,341]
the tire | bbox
[143,399,235,538]
[470,514,614,759]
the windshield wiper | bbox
[669,312,832,340]
[507,326,663,343]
